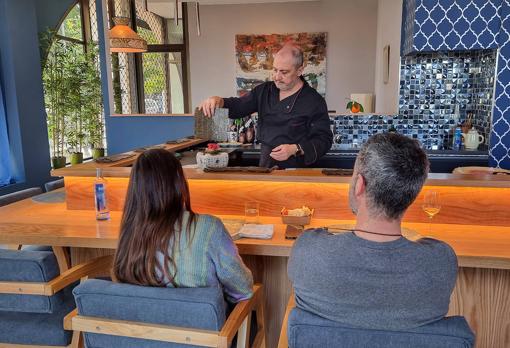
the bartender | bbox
[199,44,333,168]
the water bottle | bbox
[453,126,462,151]
[94,168,110,220]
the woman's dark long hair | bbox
[113,149,196,287]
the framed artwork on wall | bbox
[235,32,327,97]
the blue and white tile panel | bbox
[405,0,502,55]
[490,0,510,168]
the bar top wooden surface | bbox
[50,139,510,188]
[1,193,509,270]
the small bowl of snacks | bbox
[281,206,314,226]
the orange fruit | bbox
[351,103,361,113]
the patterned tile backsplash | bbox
[332,49,497,150]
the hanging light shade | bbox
[109,17,147,53]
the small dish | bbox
[281,207,314,226]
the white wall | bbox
[374,0,402,114]
[187,0,379,113]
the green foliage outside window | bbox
[40,29,104,160]
[58,4,83,41]
[139,28,166,96]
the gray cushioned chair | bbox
[44,179,64,192]
[0,187,42,207]
[0,251,112,347]
[68,279,266,348]
[278,295,475,348]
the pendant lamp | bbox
[109,17,147,53]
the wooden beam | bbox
[71,315,220,347]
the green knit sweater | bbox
[157,212,253,303]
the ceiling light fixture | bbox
[109,17,148,53]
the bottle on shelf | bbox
[94,168,110,220]
[453,126,462,151]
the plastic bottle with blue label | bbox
[94,168,110,220]
[453,126,462,151]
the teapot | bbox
[462,127,484,150]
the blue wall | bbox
[35,0,76,35]
[0,0,53,195]
[107,116,194,154]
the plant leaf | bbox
[346,101,353,109]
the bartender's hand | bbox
[199,96,224,117]
[270,144,298,162]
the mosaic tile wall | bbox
[331,50,496,150]
[399,49,497,148]
[330,114,433,150]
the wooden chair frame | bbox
[277,291,295,348]
[0,255,113,348]
[64,283,266,348]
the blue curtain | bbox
[0,75,11,186]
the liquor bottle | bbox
[94,168,110,220]
[453,126,462,151]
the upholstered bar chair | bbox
[0,187,43,207]
[278,294,475,348]
[66,279,266,348]
[44,179,64,192]
[0,251,112,347]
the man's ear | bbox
[355,174,365,196]
[297,65,304,76]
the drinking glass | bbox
[422,191,441,234]
[244,201,260,224]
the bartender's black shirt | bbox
[223,78,333,168]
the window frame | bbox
[110,0,190,114]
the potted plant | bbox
[41,30,107,166]
[65,50,87,165]
[196,143,229,170]
[346,99,364,113]
[41,30,67,169]
[82,44,105,159]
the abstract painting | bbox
[235,32,327,97]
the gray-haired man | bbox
[199,44,332,169]
[288,133,458,330]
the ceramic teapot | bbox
[462,127,484,150]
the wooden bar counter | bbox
[2,141,509,348]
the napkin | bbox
[238,224,274,239]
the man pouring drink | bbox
[200,44,333,168]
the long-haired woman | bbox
[113,149,253,302]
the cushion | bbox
[0,187,42,207]
[73,279,227,348]
[0,285,75,346]
[288,308,475,348]
[0,249,63,313]
[44,178,64,192]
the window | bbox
[109,0,190,114]
[41,0,105,164]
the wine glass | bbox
[422,191,441,234]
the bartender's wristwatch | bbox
[295,144,304,156]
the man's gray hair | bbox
[280,43,304,68]
[355,133,429,220]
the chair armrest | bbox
[277,291,295,348]
[47,255,113,294]
[0,255,113,296]
[64,308,78,330]
[219,283,265,347]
